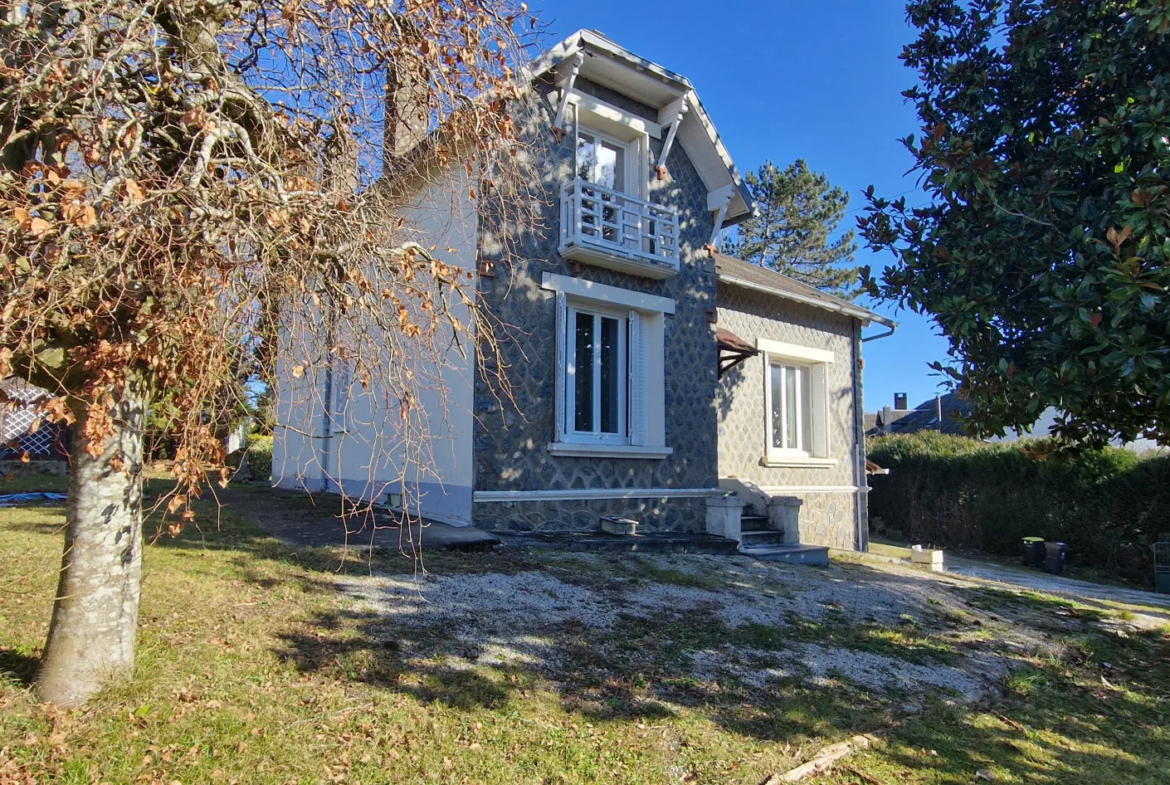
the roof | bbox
[527,30,754,228]
[714,253,896,328]
[867,391,973,437]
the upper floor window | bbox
[576,130,628,193]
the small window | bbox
[769,361,812,454]
[567,306,627,444]
[576,130,628,194]
[759,340,832,464]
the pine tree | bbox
[724,160,859,298]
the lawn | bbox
[1,479,1168,784]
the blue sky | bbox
[530,0,953,411]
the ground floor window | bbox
[569,306,627,442]
[769,360,812,454]
[758,338,834,464]
[542,272,674,457]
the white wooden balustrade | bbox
[558,179,680,279]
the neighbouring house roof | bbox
[714,253,896,328]
[528,29,754,228]
[867,391,973,437]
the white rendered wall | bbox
[272,167,478,525]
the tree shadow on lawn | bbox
[265,559,1170,782]
[0,647,39,688]
[272,601,913,750]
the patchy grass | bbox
[2,490,1169,784]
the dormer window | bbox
[576,130,627,193]
[557,92,679,279]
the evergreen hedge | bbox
[246,435,273,482]
[867,432,1170,585]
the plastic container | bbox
[1044,541,1068,575]
[1022,537,1045,568]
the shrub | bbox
[246,435,273,482]
[868,433,1170,585]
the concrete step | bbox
[740,543,830,566]
[739,529,789,547]
[495,531,740,555]
[740,515,769,532]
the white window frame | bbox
[543,273,673,459]
[571,100,651,200]
[575,127,632,196]
[758,338,836,468]
[566,303,628,445]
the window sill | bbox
[547,442,673,460]
[760,456,839,469]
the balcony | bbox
[558,179,680,279]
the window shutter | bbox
[628,310,647,446]
[810,364,829,457]
[554,291,567,441]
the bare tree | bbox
[0,0,540,706]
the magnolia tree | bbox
[859,0,1170,444]
[0,0,540,706]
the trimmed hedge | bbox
[867,432,1170,585]
[246,434,273,481]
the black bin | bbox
[1022,537,1045,568]
[1044,542,1068,575]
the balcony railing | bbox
[558,179,679,279]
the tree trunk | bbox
[37,395,145,708]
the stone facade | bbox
[715,282,864,550]
[472,77,721,532]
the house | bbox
[865,392,973,438]
[866,392,1164,452]
[272,30,896,556]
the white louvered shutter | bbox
[554,291,567,441]
[627,310,647,446]
[810,364,829,457]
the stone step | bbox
[739,529,789,547]
[740,515,769,532]
[739,543,830,566]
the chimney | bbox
[935,395,943,423]
[383,56,430,174]
[894,392,908,410]
[322,120,358,193]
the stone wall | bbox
[472,77,721,533]
[715,282,863,550]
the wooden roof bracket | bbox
[551,52,585,142]
[709,189,733,248]
[655,96,688,180]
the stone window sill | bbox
[547,442,673,460]
[759,456,839,469]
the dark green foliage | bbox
[246,435,273,481]
[858,1,1170,445]
[868,432,1170,584]
[723,160,859,298]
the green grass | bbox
[2,488,1169,784]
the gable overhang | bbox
[528,30,753,228]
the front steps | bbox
[735,512,830,566]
